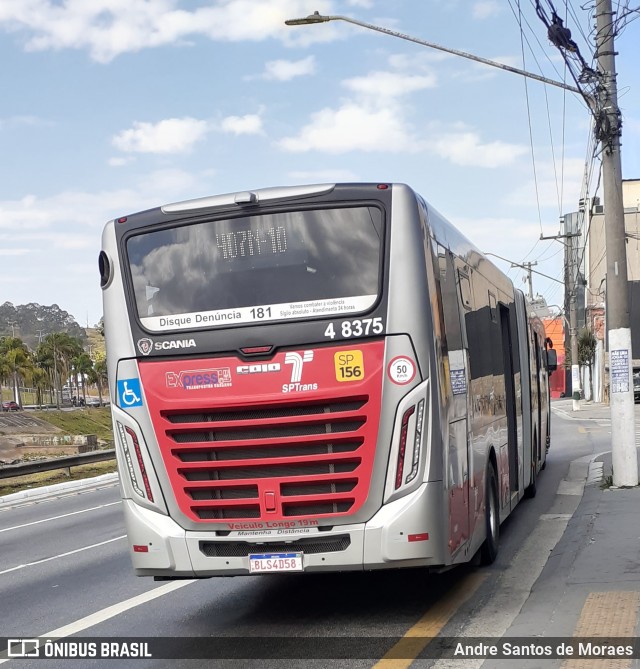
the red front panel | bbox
[138,341,384,524]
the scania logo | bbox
[137,338,197,355]
[236,363,281,374]
[137,338,153,356]
[155,339,196,351]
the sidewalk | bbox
[550,397,617,421]
[487,398,640,666]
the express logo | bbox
[137,338,153,356]
[166,368,232,390]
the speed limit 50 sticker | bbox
[387,356,416,385]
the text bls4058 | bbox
[324,318,384,339]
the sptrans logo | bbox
[283,351,317,393]
[166,368,232,390]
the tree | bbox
[31,367,50,408]
[578,328,597,401]
[91,355,109,406]
[36,333,83,408]
[0,337,34,406]
[72,352,94,405]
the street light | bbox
[285,12,590,104]
[287,7,636,486]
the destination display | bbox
[127,205,383,326]
[214,224,308,271]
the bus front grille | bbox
[158,396,374,522]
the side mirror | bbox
[546,349,558,373]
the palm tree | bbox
[0,347,11,403]
[0,337,34,406]
[31,367,50,408]
[34,344,56,405]
[72,352,94,405]
[93,356,108,406]
[36,333,83,408]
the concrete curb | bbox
[551,405,611,421]
[0,472,119,507]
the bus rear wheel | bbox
[480,464,499,565]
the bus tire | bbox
[480,464,499,565]
[524,461,537,498]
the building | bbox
[574,178,640,401]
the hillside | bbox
[0,301,88,349]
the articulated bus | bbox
[100,183,556,579]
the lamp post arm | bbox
[286,12,593,106]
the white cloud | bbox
[0,0,339,62]
[430,127,528,168]
[112,117,209,154]
[108,156,135,167]
[503,158,586,209]
[343,71,437,98]
[288,169,359,182]
[261,56,316,81]
[220,114,263,135]
[0,169,210,232]
[0,114,52,129]
[473,1,501,19]
[278,102,419,153]
[347,0,374,7]
[0,168,214,324]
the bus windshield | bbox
[126,205,383,332]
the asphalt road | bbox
[0,403,610,668]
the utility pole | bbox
[516,261,538,300]
[595,0,637,486]
[285,4,637,484]
[541,230,582,410]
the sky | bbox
[1,0,639,331]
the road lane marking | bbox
[0,501,121,534]
[0,579,195,664]
[370,572,486,669]
[561,592,640,669]
[0,535,126,575]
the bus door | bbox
[532,330,543,465]
[437,246,472,555]
[499,303,519,501]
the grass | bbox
[1,407,116,497]
[31,407,114,442]
[0,460,117,497]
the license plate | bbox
[249,552,303,573]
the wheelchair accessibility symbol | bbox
[117,378,143,408]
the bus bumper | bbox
[123,482,446,578]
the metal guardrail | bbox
[0,449,116,479]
